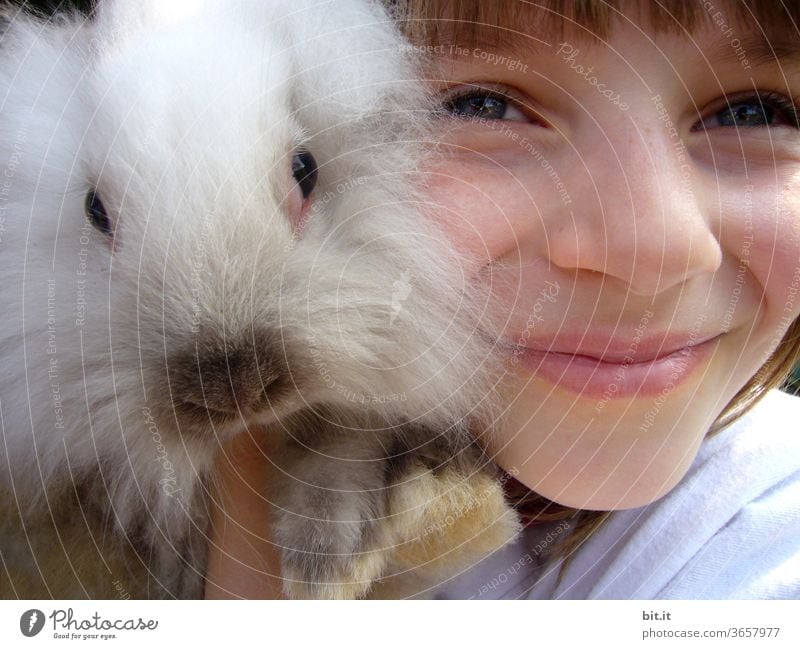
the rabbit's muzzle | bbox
[167,326,295,429]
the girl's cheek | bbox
[765,185,800,320]
[723,181,800,324]
[425,172,508,271]
[425,157,550,274]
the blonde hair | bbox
[390,0,800,571]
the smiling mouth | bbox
[502,333,723,398]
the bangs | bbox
[391,0,800,50]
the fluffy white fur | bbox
[0,0,513,598]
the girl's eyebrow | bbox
[704,35,800,68]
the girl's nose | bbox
[546,122,722,296]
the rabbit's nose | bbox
[167,328,290,420]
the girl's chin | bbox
[491,427,703,510]
[490,376,721,510]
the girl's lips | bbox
[505,334,722,398]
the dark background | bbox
[6,0,94,14]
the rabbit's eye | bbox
[292,149,318,199]
[85,190,112,236]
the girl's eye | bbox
[695,91,800,130]
[441,86,528,122]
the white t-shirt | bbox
[432,389,800,599]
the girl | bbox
[205,0,800,598]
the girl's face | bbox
[425,5,800,509]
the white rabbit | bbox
[0,0,518,599]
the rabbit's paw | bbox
[369,461,521,598]
[276,508,393,599]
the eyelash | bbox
[440,84,539,123]
[440,84,800,130]
[695,90,800,130]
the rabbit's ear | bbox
[0,12,91,207]
[92,0,213,46]
[0,12,89,115]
